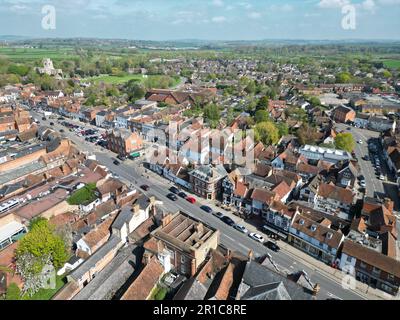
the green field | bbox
[383,59,400,69]
[0,47,77,61]
[83,74,149,85]
[22,276,67,300]
[83,74,181,87]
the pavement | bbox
[31,111,397,300]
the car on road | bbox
[167,193,178,201]
[379,174,386,181]
[178,192,187,198]
[49,122,54,126]
[363,155,370,161]
[248,232,265,243]
[186,196,196,204]
[200,205,213,213]
[140,185,150,191]
[360,180,366,188]
[169,186,180,194]
[59,129,64,133]
[347,127,351,130]
[42,117,47,121]
[265,241,280,252]
[234,224,248,234]
[357,140,363,144]
[113,159,120,166]
[117,155,127,161]
[212,212,224,219]
[221,216,235,226]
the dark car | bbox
[59,129,64,133]
[200,205,213,213]
[140,185,150,191]
[167,193,178,201]
[49,122,54,126]
[169,186,180,194]
[42,117,47,121]
[265,241,280,252]
[113,159,120,166]
[221,216,235,226]
[178,192,187,198]
[117,155,127,161]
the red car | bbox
[186,196,196,204]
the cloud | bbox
[212,15,227,23]
[377,0,400,4]
[362,0,377,12]
[212,0,224,7]
[317,0,350,8]
[248,11,262,19]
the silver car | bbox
[234,224,248,234]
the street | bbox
[335,123,400,211]
[33,111,370,300]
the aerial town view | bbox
[0,0,400,309]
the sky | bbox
[0,0,400,41]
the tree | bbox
[296,123,320,145]
[276,122,289,137]
[254,121,280,145]
[254,110,270,123]
[308,96,321,107]
[203,103,221,129]
[336,72,352,83]
[256,96,269,111]
[16,219,68,270]
[334,132,355,152]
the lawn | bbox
[83,74,149,85]
[383,59,400,69]
[67,183,97,205]
[21,275,67,300]
[83,74,181,87]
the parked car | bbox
[167,193,178,201]
[357,140,363,144]
[178,192,187,198]
[140,185,150,191]
[221,216,235,226]
[234,224,248,234]
[379,174,386,181]
[113,160,120,166]
[49,122,54,126]
[169,186,180,194]
[59,129,64,133]
[249,232,265,243]
[265,241,280,252]
[200,205,213,213]
[117,155,127,161]
[212,212,225,219]
[186,196,196,204]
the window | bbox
[360,261,367,269]
[299,219,305,225]
[346,255,353,263]
[311,225,317,232]
[388,274,395,281]
[372,267,381,276]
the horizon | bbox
[0,0,400,41]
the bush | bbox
[6,283,21,300]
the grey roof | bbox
[237,260,313,300]
[72,244,138,300]
[112,206,133,231]
[0,182,23,197]
[0,161,46,186]
[241,282,292,300]
[69,235,122,282]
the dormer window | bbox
[299,219,305,225]
[311,225,317,232]
[327,232,333,239]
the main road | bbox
[33,111,370,300]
